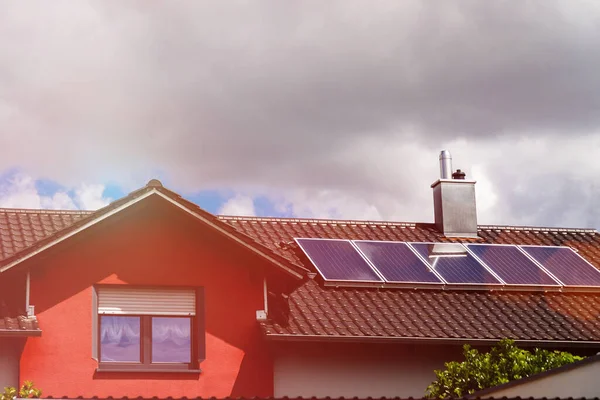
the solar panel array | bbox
[294,238,600,290]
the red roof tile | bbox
[0,208,91,261]
[0,298,41,336]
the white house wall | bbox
[482,360,600,398]
[0,338,22,390]
[271,341,463,398]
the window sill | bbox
[95,368,201,374]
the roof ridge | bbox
[217,215,420,227]
[0,208,94,215]
[478,224,597,233]
[218,215,598,234]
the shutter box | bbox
[97,286,196,316]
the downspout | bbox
[263,277,269,316]
[25,270,32,316]
[256,277,268,321]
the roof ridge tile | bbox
[218,215,598,234]
[0,208,93,215]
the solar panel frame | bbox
[465,243,562,287]
[352,240,446,285]
[408,242,505,286]
[294,238,385,283]
[293,237,600,292]
[519,245,600,288]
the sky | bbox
[1,1,600,229]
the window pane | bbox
[100,316,140,362]
[152,317,191,363]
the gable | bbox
[0,184,305,282]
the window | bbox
[93,286,204,372]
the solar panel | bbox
[353,241,443,284]
[466,244,560,286]
[411,243,502,285]
[295,238,383,282]
[520,246,600,287]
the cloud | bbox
[270,189,384,221]
[0,174,73,209]
[219,194,256,216]
[0,173,111,210]
[75,184,111,210]
[1,1,600,228]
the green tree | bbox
[426,338,584,398]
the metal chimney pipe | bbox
[439,150,452,179]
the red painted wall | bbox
[19,199,274,397]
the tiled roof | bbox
[0,294,41,336]
[0,315,40,336]
[217,216,600,268]
[259,279,600,343]
[0,208,91,261]
[217,216,600,344]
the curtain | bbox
[152,317,191,346]
[100,316,140,344]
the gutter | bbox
[0,330,42,338]
[264,334,600,348]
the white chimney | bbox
[432,150,478,238]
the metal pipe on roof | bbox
[439,150,452,179]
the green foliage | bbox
[0,387,16,400]
[1,381,41,400]
[426,338,584,398]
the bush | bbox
[426,338,584,398]
[1,381,41,400]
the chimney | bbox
[431,150,478,238]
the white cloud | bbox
[218,194,256,216]
[74,183,111,210]
[0,173,110,211]
[40,191,77,210]
[272,188,384,221]
[0,174,73,209]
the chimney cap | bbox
[439,150,452,158]
[452,169,466,180]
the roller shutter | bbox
[97,286,196,316]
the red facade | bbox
[18,199,274,398]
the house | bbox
[468,353,600,398]
[1,151,600,399]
